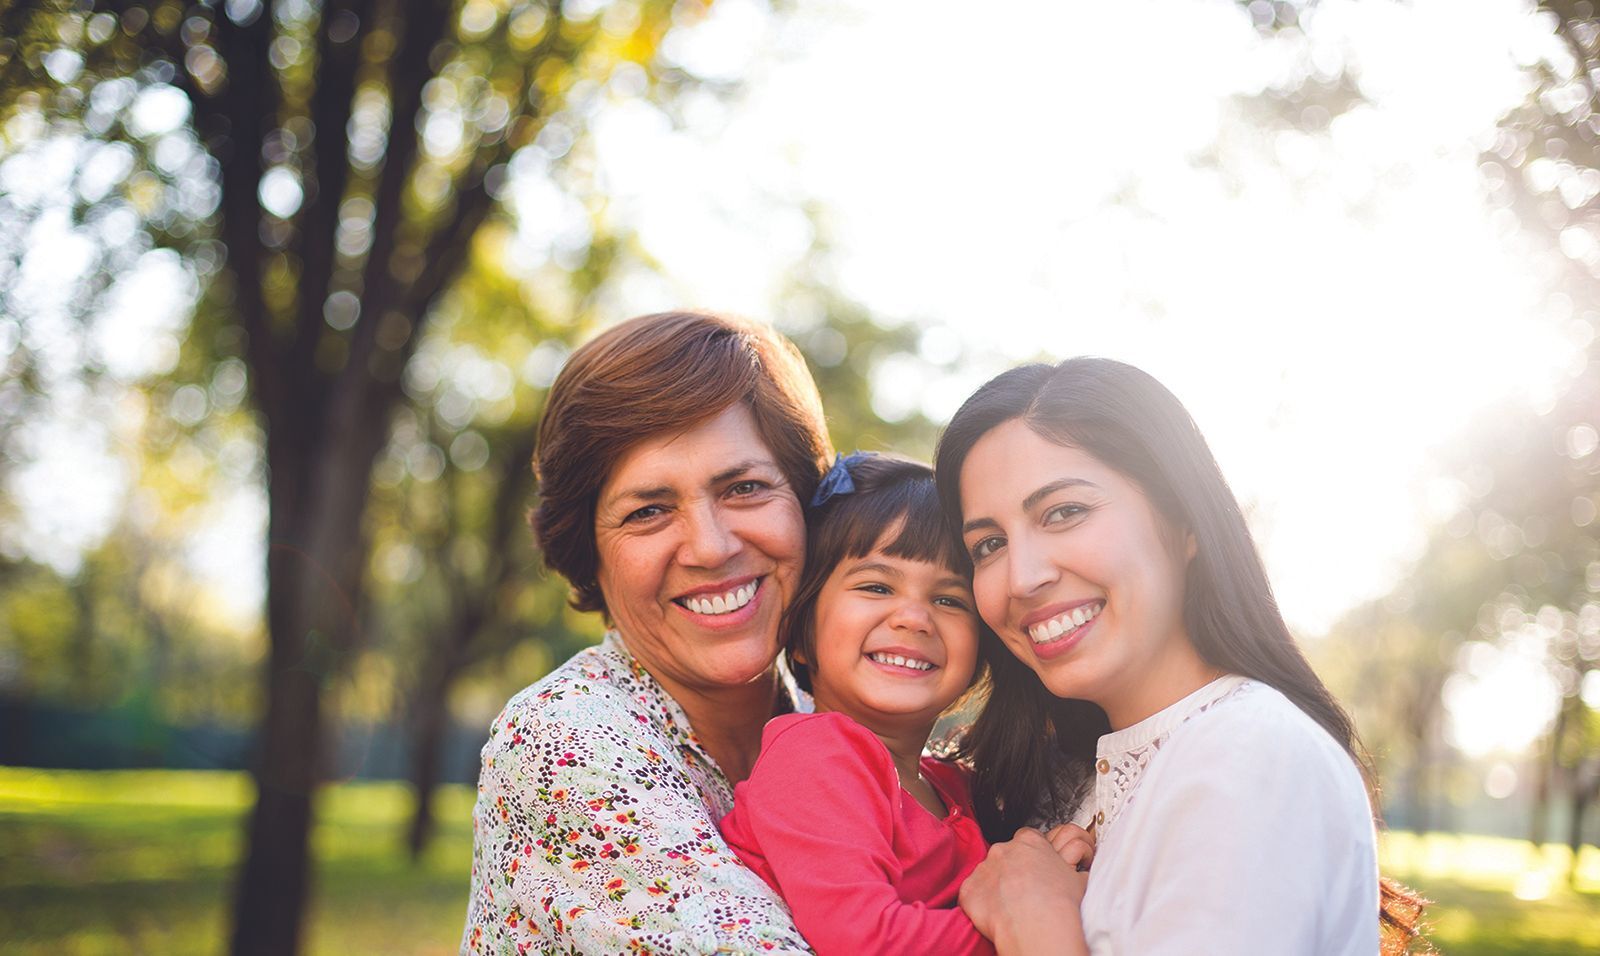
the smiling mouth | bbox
[1026,601,1104,645]
[865,652,937,673]
[673,577,761,616]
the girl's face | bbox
[957,418,1204,730]
[807,531,981,732]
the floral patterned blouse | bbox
[461,632,815,955]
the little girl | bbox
[719,453,1002,955]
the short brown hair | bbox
[532,311,833,614]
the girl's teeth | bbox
[868,652,933,671]
[685,581,757,616]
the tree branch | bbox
[347,0,453,377]
[287,0,376,386]
[208,3,288,428]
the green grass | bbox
[1,767,1597,954]
[1381,831,1600,954]
[0,768,475,955]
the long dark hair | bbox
[933,359,1365,838]
[936,357,1425,949]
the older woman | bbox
[461,311,831,954]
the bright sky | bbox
[575,0,1580,644]
[5,0,1584,755]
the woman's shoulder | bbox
[1158,680,1368,804]
[485,641,666,748]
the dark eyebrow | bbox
[1022,477,1099,513]
[606,459,778,510]
[605,486,673,510]
[936,574,972,591]
[962,477,1101,535]
[960,516,999,536]
[843,560,902,578]
[711,459,774,484]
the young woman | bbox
[721,454,1053,955]
[933,358,1421,954]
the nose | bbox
[678,499,741,569]
[887,597,935,636]
[1006,533,1059,601]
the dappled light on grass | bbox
[2,769,1597,954]
[1380,831,1600,955]
[0,768,476,956]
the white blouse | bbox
[1070,676,1379,955]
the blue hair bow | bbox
[811,452,870,507]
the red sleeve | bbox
[736,713,992,956]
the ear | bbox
[1184,531,1197,563]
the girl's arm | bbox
[725,713,994,956]
[957,828,1090,956]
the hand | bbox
[1045,823,1095,871]
[959,828,1089,956]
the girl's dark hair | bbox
[781,453,981,694]
[935,357,1424,951]
[933,359,1366,835]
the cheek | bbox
[753,500,807,572]
[948,618,981,671]
[972,566,1009,630]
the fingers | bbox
[1010,826,1054,850]
[1046,823,1095,870]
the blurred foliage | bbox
[1240,0,1600,861]
[0,0,961,886]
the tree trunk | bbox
[230,419,384,955]
[1530,708,1568,849]
[229,633,325,956]
[405,660,455,860]
[1569,785,1591,888]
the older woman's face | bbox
[593,403,806,698]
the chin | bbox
[706,645,781,688]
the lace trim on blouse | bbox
[1071,675,1252,839]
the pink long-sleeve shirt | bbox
[719,711,994,956]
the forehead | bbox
[600,403,772,496]
[958,419,1122,515]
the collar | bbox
[1095,674,1251,759]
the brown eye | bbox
[623,505,666,524]
[969,535,1004,560]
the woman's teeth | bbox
[867,652,934,671]
[1028,602,1103,644]
[682,580,758,616]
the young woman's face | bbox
[806,532,980,732]
[957,418,1203,729]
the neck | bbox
[668,672,782,785]
[1100,632,1225,731]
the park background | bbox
[1,0,1598,952]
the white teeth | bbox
[867,652,934,671]
[1028,602,1103,644]
[683,581,758,616]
